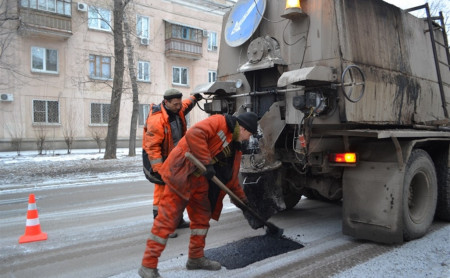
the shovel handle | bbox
[184,152,277,229]
[185,152,247,208]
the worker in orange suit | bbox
[138,112,259,278]
[142,88,202,237]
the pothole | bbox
[204,235,304,269]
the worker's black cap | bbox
[164,88,183,100]
[236,112,258,134]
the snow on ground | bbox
[334,225,450,278]
[0,148,145,193]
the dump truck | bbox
[194,0,450,244]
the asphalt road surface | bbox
[1,180,448,278]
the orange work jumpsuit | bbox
[141,114,247,268]
[142,96,196,212]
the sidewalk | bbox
[0,148,144,193]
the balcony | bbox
[164,20,204,60]
[165,38,202,60]
[19,7,72,39]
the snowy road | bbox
[1,180,449,278]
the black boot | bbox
[177,218,190,229]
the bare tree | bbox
[5,122,24,155]
[104,0,131,159]
[0,1,19,64]
[123,13,139,157]
[408,1,450,34]
[0,0,22,92]
[89,127,108,153]
[62,110,78,154]
[431,1,450,42]
[34,125,47,155]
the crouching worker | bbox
[138,112,259,278]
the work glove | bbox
[232,197,248,210]
[203,164,216,180]
[193,93,203,101]
[232,140,242,151]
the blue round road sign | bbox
[225,0,266,47]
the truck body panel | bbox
[197,0,450,243]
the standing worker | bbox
[138,112,259,278]
[142,88,202,237]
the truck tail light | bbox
[329,153,357,164]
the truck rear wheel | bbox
[435,147,450,220]
[436,176,450,220]
[402,149,437,241]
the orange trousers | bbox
[152,184,165,214]
[142,175,212,268]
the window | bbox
[31,47,58,73]
[208,70,217,83]
[38,0,55,12]
[139,104,150,126]
[137,15,149,39]
[91,103,110,124]
[181,27,190,40]
[88,6,111,31]
[21,0,71,16]
[33,100,60,124]
[168,24,202,43]
[89,54,111,79]
[172,66,188,86]
[138,61,150,82]
[208,32,218,51]
[56,0,71,15]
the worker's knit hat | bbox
[164,88,183,100]
[236,112,258,134]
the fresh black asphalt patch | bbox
[204,235,304,269]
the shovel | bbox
[185,152,284,237]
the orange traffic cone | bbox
[19,193,47,244]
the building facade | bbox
[0,0,234,152]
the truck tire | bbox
[402,149,438,241]
[435,148,450,220]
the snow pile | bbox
[0,148,145,193]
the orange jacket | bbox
[159,114,247,220]
[142,96,196,173]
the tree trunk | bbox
[104,0,126,159]
[123,14,139,157]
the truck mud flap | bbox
[342,161,404,244]
[240,169,286,222]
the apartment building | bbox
[0,0,234,152]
